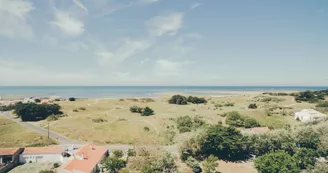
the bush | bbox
[225,111,244,127]
[127,149,136,157]
[202,155,218,173]
[224,102,234,107]
[92,118,107,123]
[176,115,205,133]
[316,101,328,108]
[294,128,320,150]
[254,150,300,173]
[14,103,62,121]
[68,97,76,101]
[78,107,86,111]
[187,96,207,104]
[46,115,59,121]
[168,95,188,105]
[144,126,150,132]
[244,117,260,128]
[53,163,60,168]
[130,106,143,113]
[248,103,257,109]
[141,107,154,116]
[39,170,54,173]
[34,98,41,103]
[102,157,126,172]
[293,148,318,169]
[73,109,79,112]
[140,152,177,173]
[113,150,124,158]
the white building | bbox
[19,146,64,164]
[295,109,327,123]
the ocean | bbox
[0,86,327,99]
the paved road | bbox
[0,111,179,153]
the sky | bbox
[0,0,328,86]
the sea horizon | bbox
[0,86,327,99]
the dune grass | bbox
[0,116,57,148]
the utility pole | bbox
[48,122,50,144]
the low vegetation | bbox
[169,95,207,105]
[130,106,154,116]
[68,97,76,101]
[248,103,257,109]
[294,90,328,103]
[225,111,260,128]
[316,101,328,108]
[175,115,205,133]
[263,92,290,96]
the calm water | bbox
[0,86,327,98]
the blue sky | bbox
[0,0,327,86]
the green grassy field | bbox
[29,93,316,145]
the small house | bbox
[0,148,23,173]
[19,146,64,164]
[295,109,327,123]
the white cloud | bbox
[154,59,192,76]
[190,3,201,10]
[72,0,88,12]
[140,0,159,4]
[146,12,184,36]
[0,0,34,39]
[94,38,153,65]
[49,10,85,37]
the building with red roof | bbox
[58,144,108,173]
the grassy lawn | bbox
[0,116,57,148]
[32,93,316,145]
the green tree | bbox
[102,157,126,173]
[293,148,318,169]
[199,124,246,161]
[254,150,300,173]
[14,103,62,121]
[168,95,188,105]
[294,128,320,150]
[202,155,218,173]
[141,107,154,116]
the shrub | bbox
[14,103,62,121]
[168,95,188,105]
[73,109,79,112]
[185,157,202,173]
[68,97,75,101]
[176,116,193,133]
[224,102,234,107]
[293,148,318,169]
[248,103,257,109]
[141,107,154,116]
[202,155,218,173]
[187,96,207,104]
[316,101,328,108]
[34,98,41,103]
[39,170,54,173]
[294,128,320,150]
[130,106,143,113]
[144,126,150,132]
[119,99,124,101]
[46,115,59,121]
[254,150,300,173]
[193,115,205,128]
[127,149,136,157]
[78,107,86,111]
[102,157,126,172]
[113,150,124,158]
[53,163,60,168]
[218,112,227,117]
[225,111,244,127]
[140,152,177,173]
[92,118,107,123]
[244,117,261,128]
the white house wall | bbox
[19,153,63,164]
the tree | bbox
[248,103,257,109]
[202,155,218,173]
[68,97,76,101]
[199,124,246,161]
[14,103,62,121]
[294,128,320,150]
[225,111,244,127]
[130,106,143,113]
[102,157,126,173]
[168,95,188,105]
[254,150,300,173]
[141,107,154,116]
[293,148,318,169]
[141,152,177,173]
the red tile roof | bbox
[22,146,63,155]
[60,144,107,173]
[0,148,20,156]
